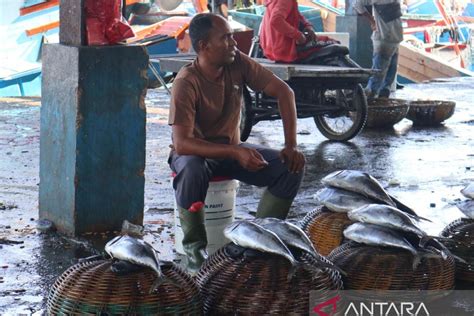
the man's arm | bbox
[262,76,305,173]
[172,125,268,172]
[268,0,306,44]
[298,11,317,42]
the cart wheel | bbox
[314,84,367,141]
[240,87,254,142]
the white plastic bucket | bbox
[173,178,238,255]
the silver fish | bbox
[322,170,427,220]
[347,204,426,237]
[322,170,396,207]
[343,222,421,269]
[252,217,341,273]
[224,220,298,268]
[253,218,318,256]
[461,183,474,199]
[105,235,176,293]
[314,187,378,213]
[456,200,474,219]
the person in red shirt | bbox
[260,0,337,63]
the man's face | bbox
[201,16,237,65]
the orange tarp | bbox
[26,21,60,36]
[129,16,192,42]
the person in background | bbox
[354,0,404,99]
[259,0,339,63]
[169,13,305,273]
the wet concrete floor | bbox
[0,77,473,314]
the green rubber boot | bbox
[255,189,294,219]
[178,205,208,275]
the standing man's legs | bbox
[378,48,399,98]
[366,42,398,98]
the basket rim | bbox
[368,98,411,108]
[408,100,456,107]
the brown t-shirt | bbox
[168,51,274,145]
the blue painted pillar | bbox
[39,44,148,235]
[336,0,373,68]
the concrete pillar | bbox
[39,0,148,236]
[39,44,148,236]
[336,0,373,68]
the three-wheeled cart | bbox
[152,54,373,141]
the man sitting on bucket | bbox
[168,13,306,273]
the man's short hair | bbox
[189,13,215,53]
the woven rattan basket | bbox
[407,100,455,126]
[327,242,455,292]
[300,206,353,256]
[196,243,343,315]
[47,259,202,315]
[366,98,410,128]
[440,218,474,283]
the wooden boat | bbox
[398,41,472,82]
[299,0,344,32]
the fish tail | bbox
[149,275,184,294]
[412,254,421,271]
[451,254,467,264]
[308,256,347,276]
[286,262,302,281]
[423,237,460,261]
[415,215,432,223]
[419,235,431,248]
[149,277,166,294]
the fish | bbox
[388,195,430,222]
[314,187,378,213]
[224,220,300,277]
[461,183,474,199]
[456,199,474,219]
[322,170,396,207]
[105,235,179,293]
[347,204,426,237]
[343,222,421,269]
[252,217,343,274]
[322,170,429,221]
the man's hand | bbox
[296,32,307,45]
[279,146,305,173]
[234,147,269,172]
[369,18,376,31]
[303,26,317,42]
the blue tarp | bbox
[463,3,474,17]
[408,0,441,17]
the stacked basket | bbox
[407,100,455,126]
[328,242,455,293]
[47,259,202,315]
[440,218,474,283]
[196,243,343,315]
[366,98,410,128]
[300,206,352,256]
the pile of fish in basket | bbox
[47,170,473,314]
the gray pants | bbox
[169,143,304,209]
